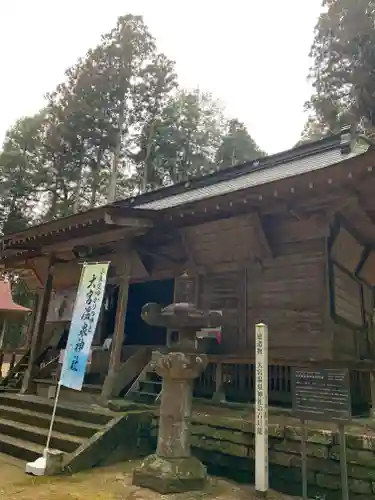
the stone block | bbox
[329,446,375,467]
[191,435,251,458]
[66,411,152,473]
[194,414,254,433]
[194,448,250,472]
[269,450,300,468]
[307,485,342,500]
[349,478,372,494]
[285,425,334,445]
[348,464,375,481]
[344,433,375,451]
[272,439,329,459]
[307,458,340,475]
[191,424,254,446]
[132,454,207,494]
[316,472,341,490]
[269,423,285,438]
[316,471,372,494]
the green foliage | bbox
[302,0,375,141]
[216,119,266,169]
[3,280,34,349]
[0,13,264,237]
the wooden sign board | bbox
[46,288,77,323]
[292,368,351,423]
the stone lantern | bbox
[132,300,223,494]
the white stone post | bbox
[255,323,269,497]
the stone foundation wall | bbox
[150,415,375,500]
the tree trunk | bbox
[108,104,125,203]
[141,119,156,193]
[91,146,103,208]
[73,144,85,213]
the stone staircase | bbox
[0,392,147,472]
[125,362,162,405]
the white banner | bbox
[59,262,109,391]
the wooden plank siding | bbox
[332,264,363,327]
[173,213,331,360]
[251,244,327,359]
[328,220,374,361]
[198,269,245,353]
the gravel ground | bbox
[0,455,298,500]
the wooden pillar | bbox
[0,320,7,350]
[101,257,131,400]
[24,293,40,349]
[212,362,226,403]
[21,257,54,394]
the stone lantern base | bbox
[132,454,207,494]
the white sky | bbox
[0,0,322,154]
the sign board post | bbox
[255,323,268,498]
[300,418,308,500]
[292,368,351,500]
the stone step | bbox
[34,379,102,393]
[0,394,112,426]
[139,380,162,394]
[0,404,101,438]
[0,387,20,393]
[0,417,84,453]
[146,371,162,383]
[0,432,45,463]
[133,391,158,405]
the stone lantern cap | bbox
[141,302,223,330]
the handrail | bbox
[39,355,59,371]
[124,360,153,398]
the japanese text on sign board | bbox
[69,269,106,372]
[256,361,265,435]
[59,262,109,391]
[256,327,263,356]
[292,368,351,422]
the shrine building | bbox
[1,126,375,413]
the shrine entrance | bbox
[124,278,174,346]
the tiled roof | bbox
[135,147,365,211]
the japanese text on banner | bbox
[59,262,109,391]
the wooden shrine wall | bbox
[329,223,374,360]
[173,213,330,360]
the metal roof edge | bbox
[1,205,159,244]
[118,132,349,209]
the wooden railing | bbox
[194,360,373,412]
[194,363,291,404]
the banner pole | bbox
[44,382,62,454]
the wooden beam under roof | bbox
[103,212,154,229]
[249,211,273,259]
[2,205,157,248]
[179,229,199,273]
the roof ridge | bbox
[121,133,343,208]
